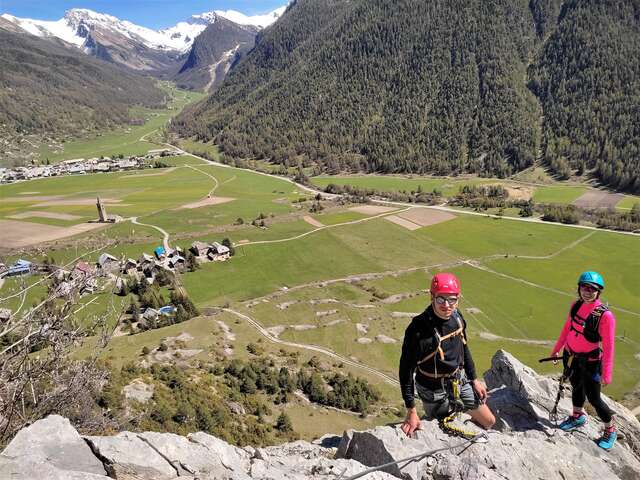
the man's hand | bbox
[400,408,421,437]
[551,352,560,366]
[472,379,488,402]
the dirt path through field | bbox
[130,217,170,251]
[223,308,399,386]
[302,216,324,227]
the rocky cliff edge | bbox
[1,350,639,480]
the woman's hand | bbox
[400,408,422,437]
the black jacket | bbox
[398,305,477,408]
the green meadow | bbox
[176,210,638,401]
[531,185,588,204]
[38,86,204,163]
[311,174,497,196]
[616,195,640,210]
[2,152,638,409]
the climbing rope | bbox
[336,433,488,480]
[439,412,480,439]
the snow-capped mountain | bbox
[1,6,286,88]
[215,6,288,28]
[1,6,285,54]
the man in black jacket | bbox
[399,272,495,436]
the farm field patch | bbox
[0,219,107,248]
[8,211,82,221]
[573,190,625,209]
[532,185,588,204]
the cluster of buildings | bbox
[0,239,232,324]
[0,150,174,184]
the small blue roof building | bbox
[154,246,166,259]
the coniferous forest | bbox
[0,26,166,137]
[173,0,640,193]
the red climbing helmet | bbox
[430,273,461,296]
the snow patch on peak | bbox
[214,6,287,28]
[189,12,218,24]
[1,13,85,46]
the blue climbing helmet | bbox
[578,271,605,290]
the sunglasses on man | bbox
[434,295,459,305]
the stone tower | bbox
[96,196,107,222]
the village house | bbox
[138,253,154,268]
[70,261,98,293]
[210,242,231,261]
[0,308,12,323]
[142,308,159,322]
[53,281,74,299]
[53,269,69,282]
[6,259,32,277]
[71,261,94,281]
[168,255,185,271]
[97,253,120,274]
[154,246,166,260]
[190,241,210,258]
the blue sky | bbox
[0,1,286,29]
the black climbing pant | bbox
[564,352,614,423]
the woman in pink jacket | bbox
[550,271,617,450]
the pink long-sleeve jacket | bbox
[551,299,616,384]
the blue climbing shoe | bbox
[558,413,587,431]
[597,428,617,450]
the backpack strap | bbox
[587,304,608,340]
[569,300,585,335]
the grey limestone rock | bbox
[84,431,177,479]
[2,351,639,480]
[1,414,107,477]
[336,350,640,480]
[0,454,108,479]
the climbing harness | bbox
[539,354,574,424]
[569,300,608,343]
[416,314,466,378]
[336,433,488,480]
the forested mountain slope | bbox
[529,0,640,192]
[0,25,166,137]
[174,0,639,192]
[174,0,541,177]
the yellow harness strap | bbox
[416,316,465,366]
